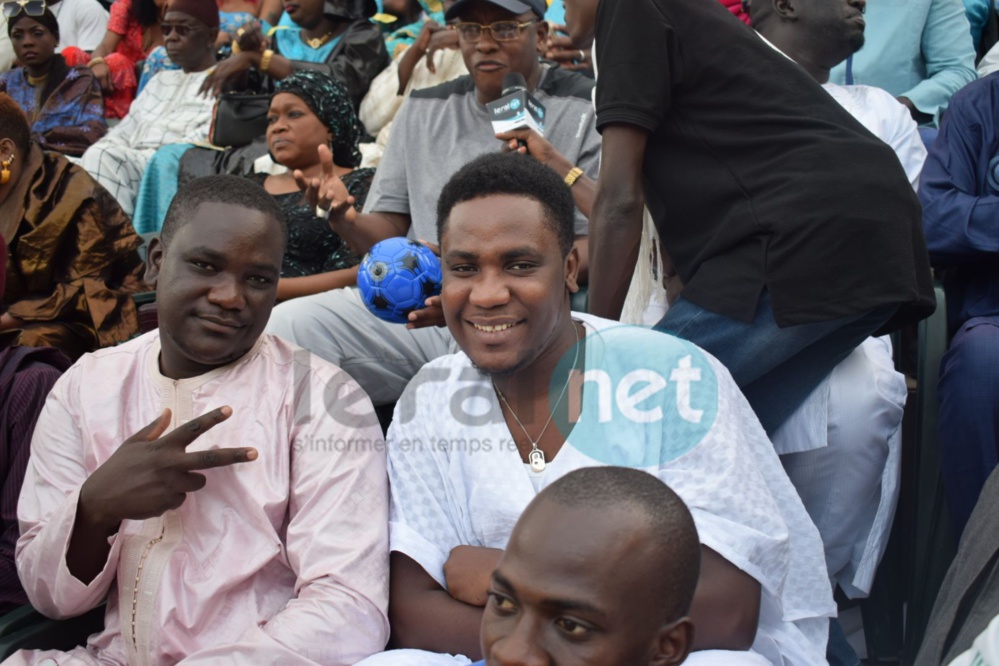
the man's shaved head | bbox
[481,467,699,666]
[536,466,701,619]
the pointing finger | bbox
[182,447,259,471]
[318,145,335,177]
[163,406,233,449]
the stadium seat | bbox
[903,282,956,661]
[861,282,954,663]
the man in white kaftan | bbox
[78,2,218,215]
[356,151,834,666]
[361,314,834,666]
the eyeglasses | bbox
[2,0,46,18]
[161,22,202,37]
[448,19,540,43]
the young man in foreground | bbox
[474,466,702,666]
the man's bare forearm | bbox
[688,546,762,651]
[390,587,484,658]
[389,553,484,659]
[586,123,650,319]
[332,212,412,255]
[587,190,644,318]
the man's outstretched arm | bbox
[587,123,649,319]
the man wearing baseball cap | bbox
[265,0,602,410]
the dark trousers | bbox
[938,316,999,537]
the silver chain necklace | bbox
[493,321,582,473]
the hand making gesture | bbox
[78,406,257,536]
[295,144,357,229]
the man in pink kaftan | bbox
[6,175,390,666]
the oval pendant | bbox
[529,449,546,473]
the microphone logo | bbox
[487,71,546,136]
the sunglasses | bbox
[2,0,46,18]
[448,19,540,43]
[161,22,203,37]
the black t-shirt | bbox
[594,0,934,330]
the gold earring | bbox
[0,154,14,186]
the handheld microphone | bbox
[488,72,546,140]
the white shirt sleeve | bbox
[15,368,124,620]
[980,42,999,78]
[385,360,473,587]
[70,0,111,52]
[0,15,14,73]
[873,87,928,190]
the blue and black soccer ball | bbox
[357,238,443,324]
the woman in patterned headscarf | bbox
[250,70,374,301]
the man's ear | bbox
[564,245,580,295]
[144,236,164,288]
[535,17,549,48]
[650,617,695,666]
[773,0,797,20]
[534,19,548,42]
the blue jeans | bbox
[827,618,862,666]
[655,291,896,435]
[938,316,999,537]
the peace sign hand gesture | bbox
[78,407,258,536]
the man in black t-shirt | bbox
[573,0,934,436]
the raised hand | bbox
[496,128,575,178]
[398,21,443,92]
[407,242,446,329]
[235,22,266,54]
[425,26,460,74]
[78,407,258,536]
[198,52,254,98]
[407,295,446,329]
[295,145,357,229]
[544,27,591,72]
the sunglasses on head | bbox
[1,0,46,18]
